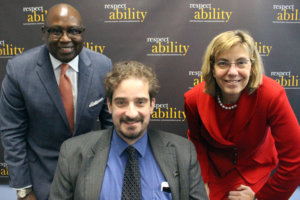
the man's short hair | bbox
[104,61,159,102]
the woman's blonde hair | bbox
[202,30,264,96]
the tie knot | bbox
[60,63,69,75]
[126,146,137,158]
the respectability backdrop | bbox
[0,0,299,183]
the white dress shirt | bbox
[49,53,79,124]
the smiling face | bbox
[213,44,252,104]
[43,5,84,62]
[107,78,155,145]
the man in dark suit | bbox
[49,61,208,200]
[0,3,112,200]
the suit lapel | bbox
[197,87,233,146]
[197,82,258,145]
[35,46,70,129]
[227,89,258,141]
[83,129,112,199]
[75,49,93,134]
[148,129,180,200]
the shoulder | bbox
[80,48,111,64]
[149,130,197,163]
[8,45,45,66]
[61,129,110,155]
[184,81,210,109]
[4,45,47,78]
[258,75,285,100]
[79,48,112,74]
[184,81,205,99]
[260,75,284,92]
[150,129,192,147]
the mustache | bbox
[120,115,143,123]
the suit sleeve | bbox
[49,141,73,200]
[0,60,31,188]
[256,88,300,200]
[99,57,113,129]
[188,140,209,200]
[184,92,209,183]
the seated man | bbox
[49,61,208,200]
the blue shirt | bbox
[100,130,172,200]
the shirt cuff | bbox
[13,185,32,190]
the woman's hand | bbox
[228,185,255,200]
[204,183,210,198]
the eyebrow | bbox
[113,97,149,101]
[136,98,149,101]
[217,57,249,61]
[113,97,126,101]
[46,25,83,29]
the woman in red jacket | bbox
[184,30,300,200]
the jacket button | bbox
[233,160,237,165]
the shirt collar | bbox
[112,129,148,158]
[49,53,79,72]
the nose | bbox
[125,103,138,118]
[59,30,71,42]
[227,64,238,76]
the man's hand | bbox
[18,191,38,200]
[228,185,255,200]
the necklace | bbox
[217,95,237,110]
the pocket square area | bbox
[89,97,104,108]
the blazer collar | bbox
[228,90,258,142]
[36,46,93,135]
[74,49,93,133]
[83,128,113,199]
[35,46,70,132]
[197,83,258,146]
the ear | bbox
[150,98,155,114]
[107,99,112,114]
[41,26,47,42]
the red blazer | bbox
[184,76,300,200]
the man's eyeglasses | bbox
[44,26,85,39]
[215,59,253,69]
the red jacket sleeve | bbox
[256,86,300,200]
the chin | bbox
[59,56,76,63]
[224,87,243,94]
[123,133,142,140]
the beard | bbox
[118,115,146,140]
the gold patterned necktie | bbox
[121,146,142,200]
[59,63,74,135]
